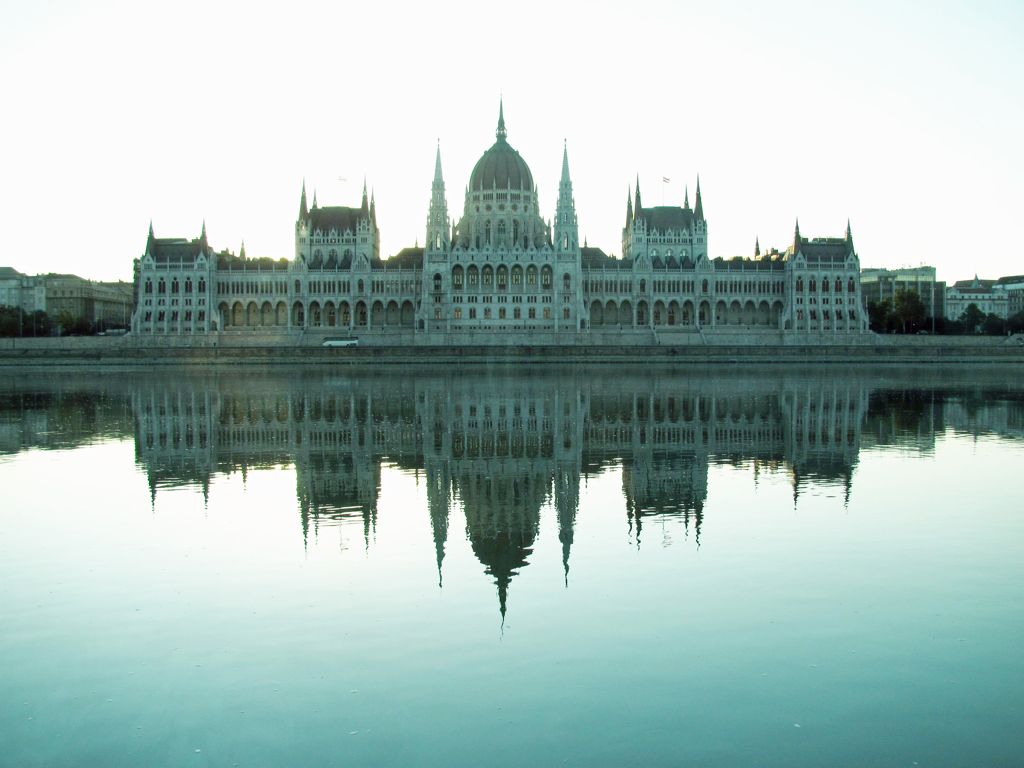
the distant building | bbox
[0,268,47,313]
[132,103,869,340]
[945,277,1009,320]
[860,266,945,320]
[45,275,134,329]
[995,275,1024,317]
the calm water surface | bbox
[1,365,1022,767]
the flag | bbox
[662,177,671,183]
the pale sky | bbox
[1,0,1022,283]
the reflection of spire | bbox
[555,468,579,586]
[460,469,542,622]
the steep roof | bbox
[307,206,366,234]
[636,206,696,232]
[148,237,206,264]
[388,247,424,269]
[0,267,27,280]
[582,246,632,269]
[797,237,851,263]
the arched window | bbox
[452,266,464,290]
[158,279,166,294]
[822,277,830,292]
[541,266,552,289]
[497,266,508,290]
[433,273,442,292]
[835,277,842,292]
[809,278,817,292]
[796,278,804,292]
[497,220,506,244]
[295,279,301,294]
[484,221,492,245]
[563,273,571,291]
[847,278,855,293]
[640,279,646,293]
[144,280,153,294]
[526,266,538,286]
[512,220,519,245]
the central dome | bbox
[468,103,534,191]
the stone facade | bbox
[131,104,868,341]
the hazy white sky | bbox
[1,0,1022,283]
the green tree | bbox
[981,313,1006,336]
[868,298,893,332]
[959,303,985,334]
[1008,310,1024,334]
[893,289,927,333]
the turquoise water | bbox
[1,366,1022,767]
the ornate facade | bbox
[131,104,868,341]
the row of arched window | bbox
[796,276,856,293]
[444,265,570,292]
[144,277,206,294]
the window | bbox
[528,307,536,319]
[499,307,506,319]
[513,307,521,319]
[454,308,462,319]
[563,274,571,291]
[563,307,570,320]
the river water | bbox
[1,365,1022,767]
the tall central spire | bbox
[496,98,507,141]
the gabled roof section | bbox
[636,206,696,232]
[582,246,632,269]
[148,237,206,264]
[308,206,366,234]
[797,237,851,263]
[388,247,424,269]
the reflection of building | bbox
[128,370,875,616]
[7,368,1024,615]
[132,104,868,339]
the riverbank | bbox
[1,333,1023,366]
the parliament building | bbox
[131,103,868,343]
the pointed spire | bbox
[200,219,207,246]
[370,189,377,225]
[312,189,318,209]
[684,185,690,209]
[694,175,703,219]
[793,218,802,252]
[560,140,571,184]
[634,175,642,212]
[433,141,444,184]
[755,236,760,257]
[299,179,308,219]
[148,220,154,239]
[626,186,633,226]
[845,218,854,252]
[361,178,368,211]
[146,220,155,255]
[496,97,507,141]
[239,240,246,259]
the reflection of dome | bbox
[468,102,534,191]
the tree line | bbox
[867,289,1024,335]
[0,306,108,337]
